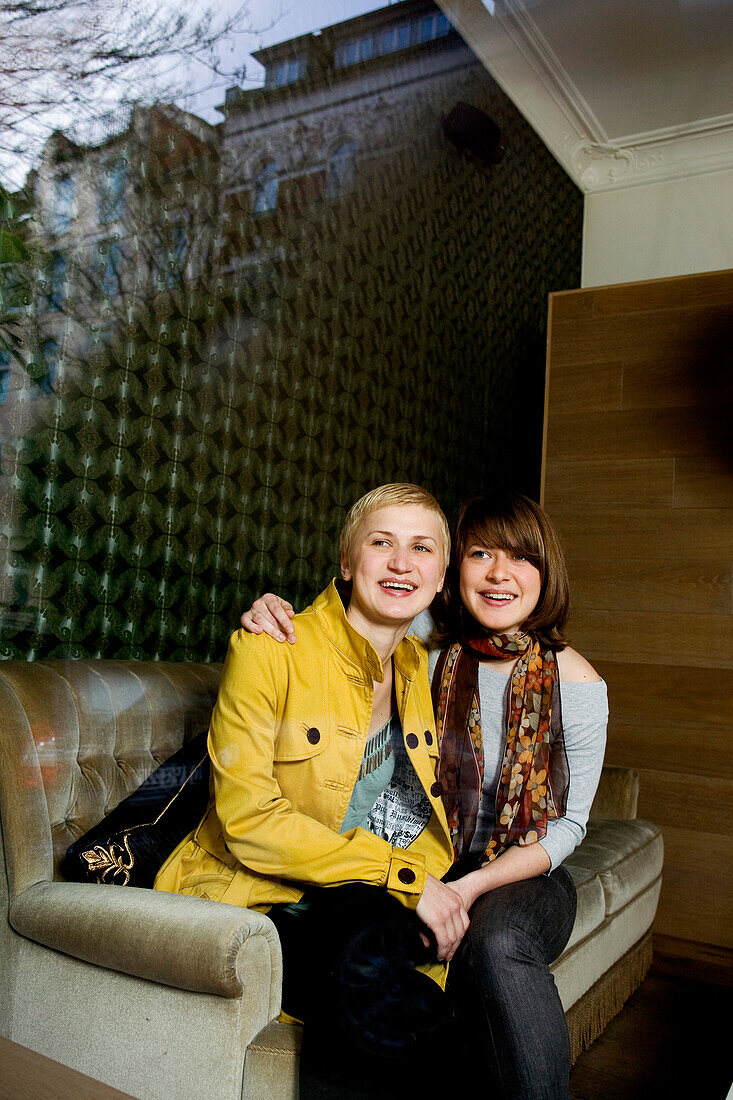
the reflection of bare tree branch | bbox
[0,0,273,167]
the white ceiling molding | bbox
[437,0,733,193]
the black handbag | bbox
[61,730,210,888]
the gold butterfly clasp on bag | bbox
[81,835,135,886]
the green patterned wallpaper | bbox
[0,50,582,661]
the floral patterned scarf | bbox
[431,634,569,864]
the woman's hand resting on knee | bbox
[416,874,469,961]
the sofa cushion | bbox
[565,819,663,916]
[553,876,662,1010]
[61,730,210,888]
[563,864,606,951]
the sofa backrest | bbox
[589,764,639,821]
[0,660,220,900]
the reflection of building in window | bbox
[378,23,412,55]
[268,58,305,88]
[336,35,373,68]
[220,2,465,274]
[252,161,279,214]
[98,239,121,300]
[39,339,58,393]
[98,159,127,223]
[53,174,74,233]
[417,12,450,42]
[0,350,10,405]
[335,11,450,67]
[326,141,357,196]
[45,252,67,311]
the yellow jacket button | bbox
[431,781,443,797]
[424,730,433,745]
[405,733,418,749]
[306,727,320,745]
[398,867,416,885]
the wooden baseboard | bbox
[653,934,733,985]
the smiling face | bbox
[342,503,447,632]
[459,545,542,636]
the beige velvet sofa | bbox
[0,659,663,1099]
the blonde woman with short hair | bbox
[156,485,462,1099]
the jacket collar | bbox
[312,579,422,684]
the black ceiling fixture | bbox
[441,101,506,168]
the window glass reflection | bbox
[252,160,279,214]
[326,142,357,197]
[52,174,74,234]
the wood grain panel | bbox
[568,609,733,669]
[622,356,733,410]
[653,827,733,948]
[604,720,730,778]
[565,559,731,615]
[674,456,733,510]
[549,309,725,369]
[543,458,673,506]
[544,270,733,951]
[593,661,733,729]
[544,360,623,413]
[545,406,732,461]
[552,271,733,319]
[635,770,733,836]
[553,506,733,560]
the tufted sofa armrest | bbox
[10,881,282,1004]
[589,765,639,821]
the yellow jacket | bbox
[155,581,454,915]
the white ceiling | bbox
[437,0,733,192]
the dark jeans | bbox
[268,884,455,1100]
[448,865,578,1100]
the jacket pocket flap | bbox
[273,721,329,762]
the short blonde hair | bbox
[340,484,450,569]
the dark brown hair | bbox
[431,491,570,649]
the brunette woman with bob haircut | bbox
[421,490,607,1100]
[241,489,608,1100]
[431,491,571,649]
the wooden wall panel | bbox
[545,409,727,460]
[621,358,732,409]
[544,458,674,505]
[652,828,733,948]
[554,508,733,559]
[605,721,730,778]
[635,770,733,836]
[595,662,733,729]
[549,309,725,367]
[581,277,733,316]
[569,609,733,669]
[674,457,733,509]
[542,268,733,951]
[545,362,623,412]
[568,561,731,615]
